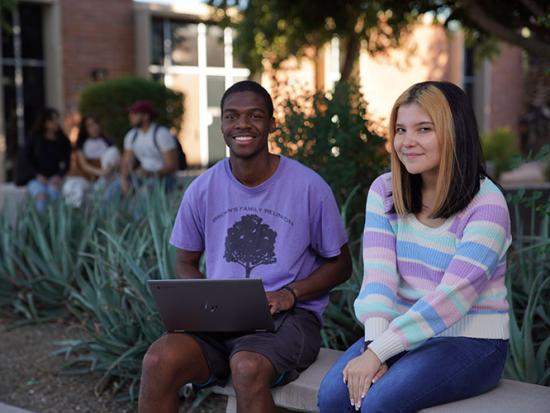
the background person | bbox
[119,100,178,195]
[63,115,120,207]
[24,108,71,211]
[318,81,512,412]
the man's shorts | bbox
[188,308,321,388]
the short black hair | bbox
[220,80,274,118]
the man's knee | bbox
[141,335,198,383]
[230,351,274,388]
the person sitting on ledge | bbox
[138,80,352,413]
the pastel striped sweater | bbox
[354,173,512,363]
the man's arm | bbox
[120,149,135,194]
[155,148,178,177]
[175,248,205,279]
[267,244,352,314]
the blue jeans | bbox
[28,178,61,211]
[318,336,508,413]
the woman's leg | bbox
[27,179,48,211]
[361,337,508,413]
[318,338,364,413]
[47,179,61,202]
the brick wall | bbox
[60,0,135,112]
[490,45,524,134]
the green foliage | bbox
[504,190,550,385]
[0,200,97,322]
[79,76,184,147]
[321,186,364,349]
[274,81,388,232]
[482,128,520,178]
[208,1,550,76]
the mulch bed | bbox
[0,316,226,412]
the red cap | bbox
[128,100,156,116]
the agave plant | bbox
[0,198,98,322]
[56,182,184,400]
[504,190,550,385]
[321,186,365,349]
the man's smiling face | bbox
[221,91,275,160]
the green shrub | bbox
[79,76,184,147]
[273,81,388,230]
[482,128,520,178]
[504,190,550,385]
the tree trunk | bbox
[340,32,361,83]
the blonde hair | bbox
[389,83,456,218]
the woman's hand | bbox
[343,349,382,410]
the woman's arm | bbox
[368,198,511,363]
[76,151,104,177]
[354,176,400,342]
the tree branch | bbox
[518,0,546,17]
[459,0,550,58]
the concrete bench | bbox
[0,183,28,226]
[211,348,550,413]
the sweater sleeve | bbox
[354,175,401,342]
[368,194,512,363]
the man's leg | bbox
[230,351,278,413]
[138,333,210,413]
[228,309,322,413]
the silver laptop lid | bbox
[148,279,275,333]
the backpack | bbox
[130,125,187,170]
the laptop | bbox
[148,278,276,333]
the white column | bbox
[198,23,209,166]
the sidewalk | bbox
[0,403,35,413]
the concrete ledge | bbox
[0,183,28,226]
[211,348,550,413]
[420,379,550,413]
[0,402,36,413]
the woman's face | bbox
[85,117,101,138]
[45,114,60,133]
[393,103,441,181]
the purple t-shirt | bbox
[170,155,348,317]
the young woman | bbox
[63,115,121,207]
[74,115,117,181]
[318,81,511,412]
[25,108,72,211]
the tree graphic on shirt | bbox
[224,214,277,278]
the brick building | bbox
[0,0,525,182]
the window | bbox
[148,17,250,166]
[1,3,46,181]
[171,21,198,66]
[206,26,224,67]
[463,47,475,104]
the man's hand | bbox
[343,349,382,411]
[266,288,295,315]
[135,167,153,178]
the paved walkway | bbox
[0,403,35,413]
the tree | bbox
[207,1,550,81]
[224,214,277,278]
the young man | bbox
[138,81,351,413]
[119,100,178,194]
